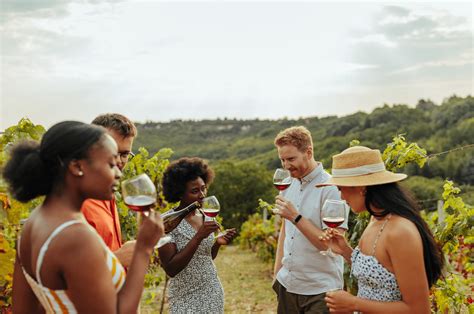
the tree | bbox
[209,160,274,229]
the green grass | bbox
[140,245,277,313]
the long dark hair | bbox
[365,183,444,287]
[2,121,106,202]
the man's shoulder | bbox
[314,171,338,191]
[316,168,332,182]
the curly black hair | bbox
[162,157,214,203]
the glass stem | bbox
[136,211,142,225]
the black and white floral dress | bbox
[167,219,224,314]
[351,215,402,302]
[351,248,402,301]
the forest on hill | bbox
[134,95,473,227]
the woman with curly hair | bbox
[158,157,237,314]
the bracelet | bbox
[293,214,302,224]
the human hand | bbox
[195,221,220,241]
[136,210,165,252]
[325,290,358,313]
[319,228,351,256]
[216,228,237,245]
[274,195,298,221]
[114,240,136,267]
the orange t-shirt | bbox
[81,198,123,251]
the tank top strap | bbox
[36,220,83,285]
[371,214,391,256]
[82,222,111,251]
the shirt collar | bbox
[300,162,323,183]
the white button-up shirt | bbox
[276,163,348,295]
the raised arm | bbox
[65,211,162,314]
[62,226,119,313]
[159,221,219,277]
[325,220,431,313]
[113,240,136,268]
[211,228,237,259]
[275,195,324,250]
[320,228,353,263]
[275,186,346,251]
[116,212,164,313]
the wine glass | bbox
[201,196,220,222]
[272,168,291,214]
[122,174,156,212]
[320,199,346,257]
[201,195,226,237]
[121,173,171,248]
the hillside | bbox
[134,95,474,185]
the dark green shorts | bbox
[272,280,330,314]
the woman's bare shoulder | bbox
[386,215,422,247]
[53,223,105,256]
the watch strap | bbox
[293,214,302,224]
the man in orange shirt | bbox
[81,113,137,267]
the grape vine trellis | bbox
[239,135,473,313]
[0,119,176,309]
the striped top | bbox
[19,220,126,313]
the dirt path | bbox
[140,245,277,313]
[217,245,277,313]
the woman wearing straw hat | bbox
[317,146,444,313]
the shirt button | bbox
[291,237,294,239]
[289,253,292,256]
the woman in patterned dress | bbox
[318,146,444,313]
[158,157,237,314]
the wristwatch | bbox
[293,214,302,225]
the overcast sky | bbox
[1,0,473,129]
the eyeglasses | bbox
[118,151,135,162]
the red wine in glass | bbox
[202,208,220,218]
[272,168,291,214]
[273,168,291,192]
[122,174,172,248]
[201,196,225,236]
[121,174,157,213]
[322,217,345,228]
[124,195,156,212]
[274,182,291,191]
[320,199,347,257]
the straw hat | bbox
[317,146,407,187]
